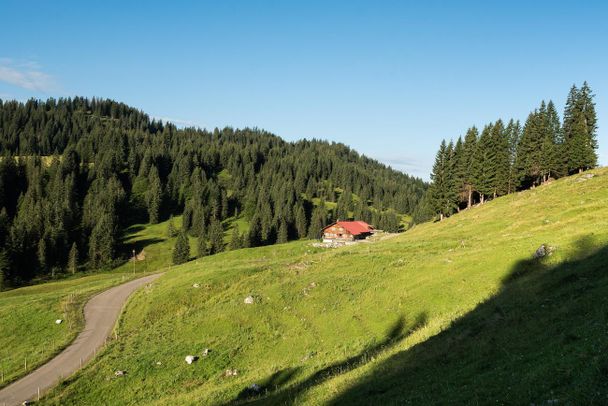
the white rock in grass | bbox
[55,319,63,324]
[193,283,200,288]
[202,348,211,357]
[114,370,126,376]
[244,296,255,304]
[185,355,198,364]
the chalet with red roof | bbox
[322,220,375,242]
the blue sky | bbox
[1,1,607,179]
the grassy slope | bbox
[0,273,140,388]
[0,216,191,388]
[42,169,608,405]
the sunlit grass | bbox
[40,168,608,404]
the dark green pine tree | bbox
[491,120,510,197]
[68,242,78,274]
[563,83,598,173]
[228,226,243,250]
[545,100,566,179]
[146,165,162,224]
[472,124,496,203]
[462,127,479,208]
[88,213,116,269]
[166,215,178,237]
[208,218,225,254]
[295,204,308,239]
[277,219,289,243]
[515,109,544,188]
[308,205,326,239]
[197,235,209,258]
[37,237,47,274]
[505,119,521,194]
[247,215,263,247]
[172,231,190,265]
[429,140,458,220]
[451,136,465,211]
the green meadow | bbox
[35,168,608,405]
[0,273,138,388]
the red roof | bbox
[324,220,374,236]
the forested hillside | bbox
[0,97,426,286]
[423,82,598,221]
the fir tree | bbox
[88,213,116,269]
[248,215,263,247]
[491,120,510,197]
[37,237,47,273]
[452,137,465,211]
[515,110,544,188]
[295,204,308,239]
[228,226,243,250]
[563,84,598,173]
[146,165,162,224]
[429,140,458,219]
[167,215,178,237]
[68,242,78,274]
[172,231,190,265]
[197,235,209,258]
[208,218,224,254]
[462,127,478,208]
[472,124,497,203]
[545,100,565,178]
[308,205,326,239]
[277,219,289,243]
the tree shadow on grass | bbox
[225,313,428,405]
[120,237,165,257]
[328,235,608,405]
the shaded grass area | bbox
[40,168,608,405]
[328,236,608,405]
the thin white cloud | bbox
[0,58,57,93]
[154,116,198,128]
[379,155,430,178]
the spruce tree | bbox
[472,125,496,203]
[462,127,478,208]
[452,137,465,211]
[88,213,116,269]
[429,140,458,219]
[545,101,565,178]
[563,84,598,173]
[37,237,47,273]
[515,110,544,188]
[277,219,288,243]
[295,204,308,239]
[308,206,326,239]
[172,231,190,265]
[491,120,510,196]
[228,226,242,250]
[247,215,263,247]
[197,235,209,258]
[506,119,521,193]
[208,218,225,254]
[146,165,162,224]
[167,215,178,237]
[68,242,78,274]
